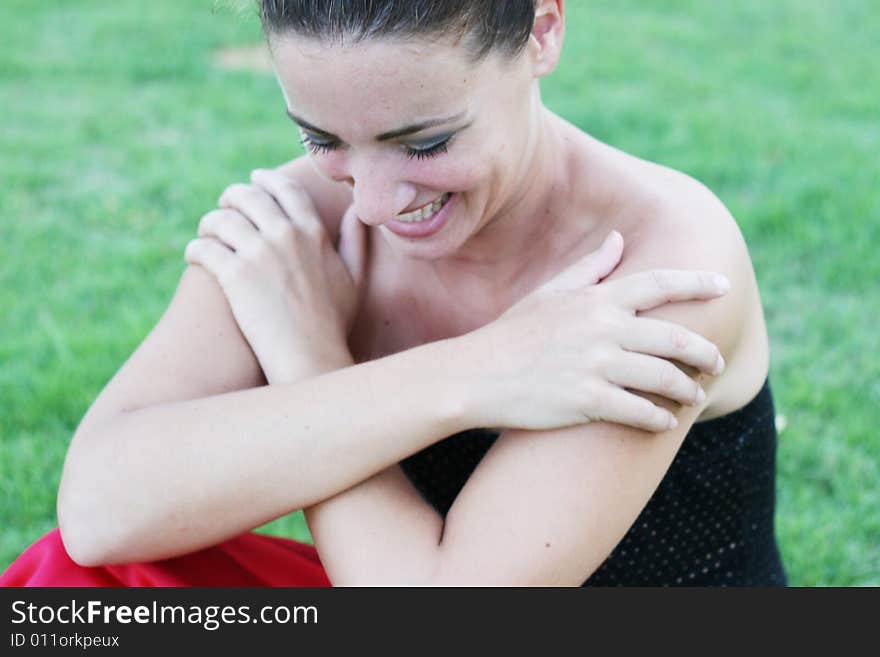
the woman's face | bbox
[271,34,541,261]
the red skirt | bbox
[0,528,331,587]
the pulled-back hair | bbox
[258,0,538,61]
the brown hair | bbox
[258,0,539,61]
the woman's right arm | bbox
[57,260,483,567]
[56,156,449,566]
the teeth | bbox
[396,193,451,223]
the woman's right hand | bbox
[468,231,729,432]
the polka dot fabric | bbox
[400,379,786,586]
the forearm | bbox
[58,335,481,566]
[305,466,444,586]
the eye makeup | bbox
[404,134,454,159]
[299,131,456,160]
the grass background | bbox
[1,0,877,585]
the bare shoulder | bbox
[601,151,769,417]
[77,156,353,437]
[586,140,743,259]
[568,126,753,281]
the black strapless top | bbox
[400,379,787,586]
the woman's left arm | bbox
[306,398,708,585]
[305,205,756,586]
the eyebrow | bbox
[286,109,469,141]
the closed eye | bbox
[300,130,454,160]
[300,133,340,155]
[405,135,453,160]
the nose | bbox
[347,156,417,226]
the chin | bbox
[381,230,462,262]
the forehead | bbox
[270,35,503,133]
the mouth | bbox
[395,193,453,224]
[384,192,456,239]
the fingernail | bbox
[696,387,706,404]
[714,275,731,293]
[714,354,725,375]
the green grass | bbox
[1,0,877,585]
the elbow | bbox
[57,477,114,568]
[57,517,107,569]
[57,489,143,568]
[56,416,166,567]
[56,455,131,568]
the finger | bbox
[583,230,624,284]
[337,205,369,290]
[546,230,624,290]
[593,386,679,432]
[184,237,236,277]
[620,316,725,375]
[198,209,261,253]
[249,168,325,236]
[218,182,289,234]
[579,230,624,283]
[604,351,706,406]
[608,269,730,312]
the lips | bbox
[384,192,457,239]
[395,193,453,223]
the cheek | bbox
[405,154,488,194]
[310,148,491,194]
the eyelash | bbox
[300,134,453,160]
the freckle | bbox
[384,319,391,326]
[545,542,551,548]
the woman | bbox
[1,0,785,586]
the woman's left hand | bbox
[184,168,368,384]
